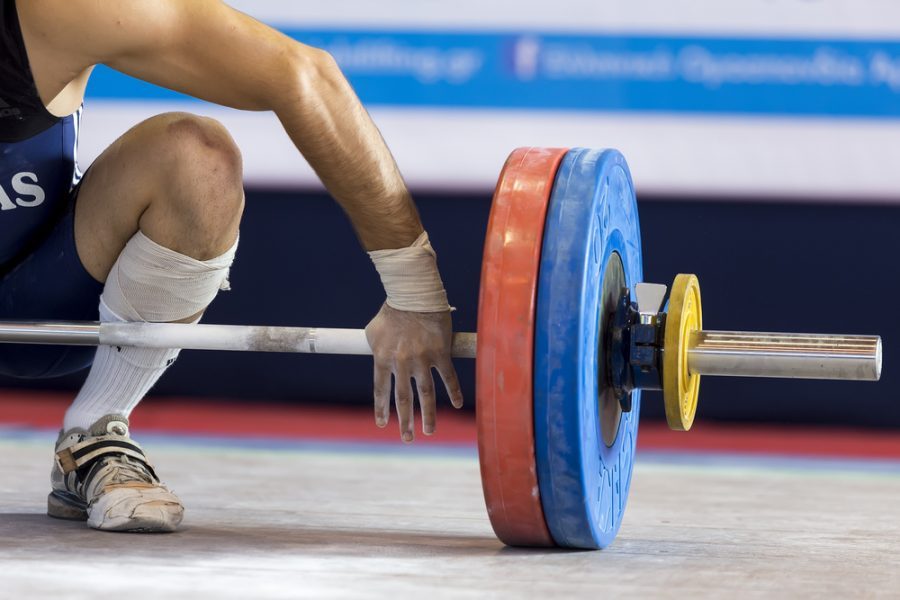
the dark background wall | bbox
[3,189,895,428]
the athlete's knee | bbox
[164,113,242,175]
[151,113,244,253]
[162,112,244,196]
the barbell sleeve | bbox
[687,331,882,382]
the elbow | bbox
[311,47,340,77]
[278,46,343,111]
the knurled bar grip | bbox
[0,321,881,381]
[0,321,480,359]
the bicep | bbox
[108,2,310,111]
[36,0,313,111]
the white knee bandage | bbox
[102,231,238,323]
[64,232,237,431]
[368,231,451,313]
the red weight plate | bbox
[476,147,568,547]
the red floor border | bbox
[3,391,900,460]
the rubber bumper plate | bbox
[476,147,568,547]
[534,148,644,549]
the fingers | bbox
[367,304,463,440]
[394,367,415,443]
[436,359,465,409]
[373,360,392,428]
[415,369,437,436]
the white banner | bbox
[78,2,900,200]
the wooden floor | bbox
[2,427,900,599]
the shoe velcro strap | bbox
[56,437,147,475]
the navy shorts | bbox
[0,182,103,378]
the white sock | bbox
[63,300,186,431]
[63,231,237,432]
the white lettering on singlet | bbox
[0,172,46,210]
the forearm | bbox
[274,51,424,251]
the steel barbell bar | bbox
[0,317,881,382]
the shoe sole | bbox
[48,490,182,533]
[47,491,88,521]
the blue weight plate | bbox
[534,148,643,549]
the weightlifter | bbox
[0,0,463,532]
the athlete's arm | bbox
[18,0,464,438]
[20,0,419,250]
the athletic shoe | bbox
[47,414,183,532]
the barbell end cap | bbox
[875,337,883,381]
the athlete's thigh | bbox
[72,114,180,284]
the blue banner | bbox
[88,30,900,118]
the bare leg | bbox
[66,112,245,429]
[49,112,246,532]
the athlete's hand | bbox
[365,304,464,442]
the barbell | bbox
[0,147,881,550]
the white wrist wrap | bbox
[368,231,452,313]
